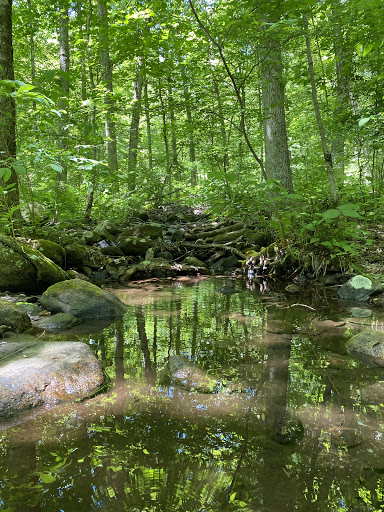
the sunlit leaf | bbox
[38,472,56,483]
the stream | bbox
[1,276,384,511]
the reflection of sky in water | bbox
[1,276,384,511]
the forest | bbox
[0,0,383,272]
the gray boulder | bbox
[0,234,69,293]
[0,299,32,332]
[346,330,384,366]
[40,279,127,319]
[0,341,104,418]
[338,275,383,302]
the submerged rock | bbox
[338,275,383,302]
[40,280,127,320]
[346,330,384,366]
[168,355,221,393]
[0,299,32,333]
[34,312,82,330]
[271,411,304,445]
[0,341,105,418]
[217,286,240,295]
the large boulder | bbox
[0,341,105,418]
[40,279,127,319]
[0,299,32,332]
[346,330,384,366]
[0,234,69,292]
[338,275,384,302]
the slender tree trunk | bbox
[0,0,19,213]
[167,77,179,182]
[127,57,143,190]
[58,2,70,183]
[331,0,350,181]
[84,0,99,222]
[304,14,338,206]
[211,68,231,198]
[189,0,267,182]
[97,0,118,172]
[183,83,197,186]
[260,27,293,192]
[27,0,38,140]
[158,80,170,173]
[143,76,153,171]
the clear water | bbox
[1,276,384,512]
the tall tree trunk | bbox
[0,0,19,213]
[260,27,294,192]
[127,57,143,190]
[212,72,231,197]
[27,0,38,140]
[183,83,197,186]
[331,0,350,182]
[97,0,118,172]
[167,77,179,182]
[158,80,170,175]
[303,14,338,206]
[143,76,153,171]
[58,1,70,183]
[84,0,99,222]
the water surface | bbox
[1,276,384,511]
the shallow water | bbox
[1,276,384,511]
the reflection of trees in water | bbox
[3,279,384,510]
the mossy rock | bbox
[118,237,152,256]
[182,256,207,268]
[16,302,42,316]
[101,246,124,257]
[96,220,119,235]
[30,239,66,267]
[346,330,384,366]
[119,223,163,240]
[65,244,108,268]
[0,299,32,333]
[0,234,69,293]
[40,279,127,320]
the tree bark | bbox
[183,82,197,186]
[143,76,153,171]
[167,77,179,181]
[127,57,143,189]
[97,0,118,173]
[58,1,70,183]
[0,0,19,213]
[303,13,338,206]
[260,27,294,192]
[331,0,350,181]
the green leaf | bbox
[3,168,12,182]
[0,168,9,179]
[322,209,340,220]
[48,163,63,173]
[39,472,56,483]
[12,164,27,176]
[362,43,374,57]
[358,117,371,127]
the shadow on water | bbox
[2,276,384,511]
